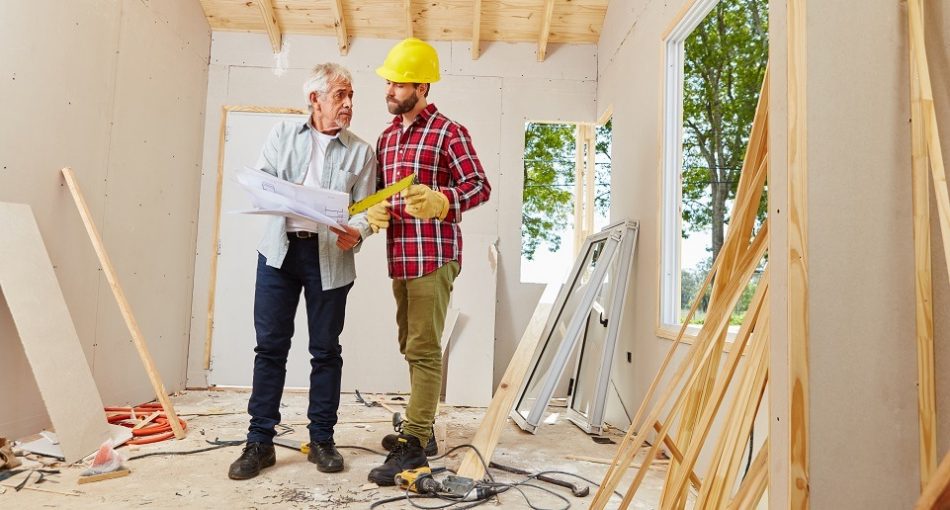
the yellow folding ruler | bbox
[348,173,416,216]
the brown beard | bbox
[387,93,419,115]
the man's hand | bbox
[403,184,449,220]
[367,200,392,233]
[329,224,362,251]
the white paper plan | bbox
[232,167,348,228]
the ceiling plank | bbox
[471,0,482,59]
[537,0,555,62]
[253,0,282,53]
[405,0,413,38]
[329,0,350,55]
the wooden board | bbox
[198,0,608,44]
[787,0,809,507]
[456,283,559,480]
[61,168,185,440]
[0,202,113,463]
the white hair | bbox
[302,63,353,111]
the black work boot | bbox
[367,434,429,486]
[381,422,438,457]
[228,442,276,480]
[308,440,344,473]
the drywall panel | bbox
[766,0,790,504]
[806,2,918,508]
[0,203,112,463]
[445,235,498,406]
[449,41,597,81]
[0,0,210,439]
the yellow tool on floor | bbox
[394,466,441,494]
[348,174,416,216]
[272,437,310,454]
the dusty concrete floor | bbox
[1,390,683,509]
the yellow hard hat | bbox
[376,38,441,84]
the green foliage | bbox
[681,0,768,260]
[521,121,612,260]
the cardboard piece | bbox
[0,202,114,463]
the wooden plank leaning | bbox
[61,167,185,440]
[456,283,558,479]
[907,0,939,489]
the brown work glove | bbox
[0,437,21,469]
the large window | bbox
[521,121,612,284]
[659,0,767,332]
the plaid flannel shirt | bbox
[376,103,491,279]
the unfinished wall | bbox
[595,0,950,505]
[186,33,596,395]
[0,0,210,439]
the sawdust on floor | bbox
[1,389,680,509]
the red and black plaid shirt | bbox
[376,103,491,279]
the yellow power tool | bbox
[394,467,441,494]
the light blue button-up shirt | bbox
[255,119,376,291]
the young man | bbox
[365,38,492,485]
[229,63,376,480]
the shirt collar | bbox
[298,118,350,148]
[390,103,439,129]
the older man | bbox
[366,38,492,485]
[228,63,376,480]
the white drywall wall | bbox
[0,0,210,440]
[186,33,597,402]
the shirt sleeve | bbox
[348,151,378,247]
[440,125,492,223]
[255,123,283,178]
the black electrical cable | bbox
[126,439,245,460]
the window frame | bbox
[657,0,723,336]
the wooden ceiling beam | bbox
[253,0,282,53]
[405,0,413,38]
[329,0,350,55]
[537,0,555,62]
[471,0,482,59]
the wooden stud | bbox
[787,0,809,507]
[405,0,413,38]
[573,123,586,256]
[61,168,185,440]
[253,0,282,53]
[471,0,482,60]
[456,284,558,479]
[537,0,554,62]
[908,0,937,490]
[202,106,306,371]
[908,0,950,286]
[917,449,950,509]
[725,438,769,510]
[329,0,350,56]
[664,275,770,504]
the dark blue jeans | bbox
[247,236,351,444]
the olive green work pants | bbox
[392,261,459,445]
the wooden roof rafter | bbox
[537,0,555,62]
[405,0,413,38]
[253,0,282,53]
[471,0,482,60]
[329,0,350,56]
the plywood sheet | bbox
[444,234,498,406]
[0,202,112,463]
